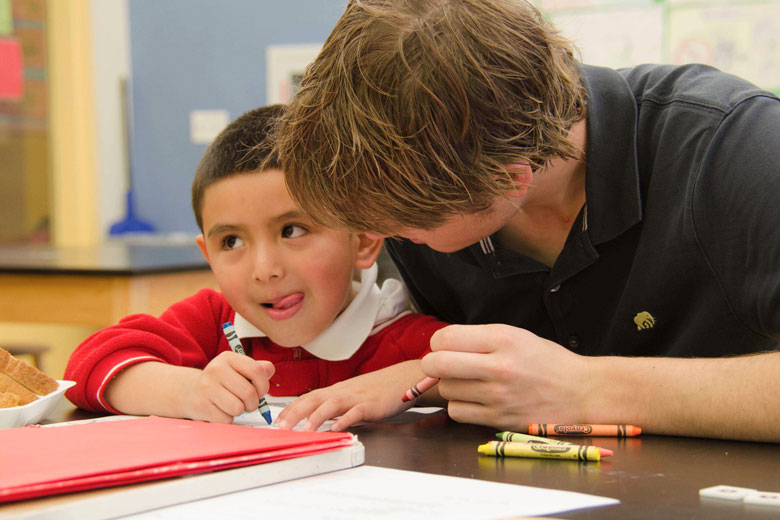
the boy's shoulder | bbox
[157,288,233,322]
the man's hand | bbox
[422,324,591,430]
[422,324,780,442]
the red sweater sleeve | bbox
[355,313,449,375]
[64,289,234,412]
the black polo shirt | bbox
[386,64,780,358]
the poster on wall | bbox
[549,4,664,69]
[668,4,780,93]
[266,44,322,104]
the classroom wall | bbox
[119,0,779,237]
[539,0,780,94]
[126,0,346,236]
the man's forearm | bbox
[585,351,780,442]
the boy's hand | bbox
[274,360,428,431]
[184,351,275,423]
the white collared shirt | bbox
[233,264,411,361]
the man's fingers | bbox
[430,323,525,354]
[422,350,499,381]
[446,399,500,427]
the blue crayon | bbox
[221,322,273,424]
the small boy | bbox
[65,105,447,431]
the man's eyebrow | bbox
[206,224,241,238]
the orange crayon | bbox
[529,423,642,437]
[401,376,439,402]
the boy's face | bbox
[196,169,379,347]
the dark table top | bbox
[0,242,209,276]
[353,412,780,519]
[52,405,780,519]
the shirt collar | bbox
[233,263,391,361]
[580,64,643,245]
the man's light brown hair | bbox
[192,104,284,231]
[276,0,586,235]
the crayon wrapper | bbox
[497,431,572,445]
[480,441,600,461]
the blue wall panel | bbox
[128,0,346,234]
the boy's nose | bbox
[252,247,284,282]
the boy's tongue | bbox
[270,293,303,310]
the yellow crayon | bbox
[478,441,602,461]
[497,431,573,445]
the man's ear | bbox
[195,234,211,264]
[354,233,384,269]
[504,163,534,200]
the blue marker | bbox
[221,322,273,425]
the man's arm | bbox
[423,324,780,442]
[585,350,780,441]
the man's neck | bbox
[496,120,588,267]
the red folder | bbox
[0,416,355,503]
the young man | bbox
[275,0,780,441]
[65,105,447,432]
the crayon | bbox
[401,376,440,402]
[497,431,573,445]
[529,423,642,437]
[478,441,606,461]
[496,432,613,457]
[222,322,272,425]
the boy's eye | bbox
[221,235,245,250]
[281,224,307,239]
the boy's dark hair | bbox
[277,0,586,234]
[192,104,285,231]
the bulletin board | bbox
[537,0,780,94]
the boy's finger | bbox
[226,356,272,398]
[301,400,345,432]
[275,394,322,430]
[210,386,252,418]
[217,368,262,413]
[199,399,235,424]
[330,406,365,432]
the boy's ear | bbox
[195,234,211,264]
[504,163,534,200]
[354,233,384,269]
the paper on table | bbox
[123,465,617,519]
[233,399,444,431]
[232,405,335,432]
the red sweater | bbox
[65,289,447,413]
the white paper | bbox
[232,405,334,432]
[232,398,444,431]
[123,465,618,519]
